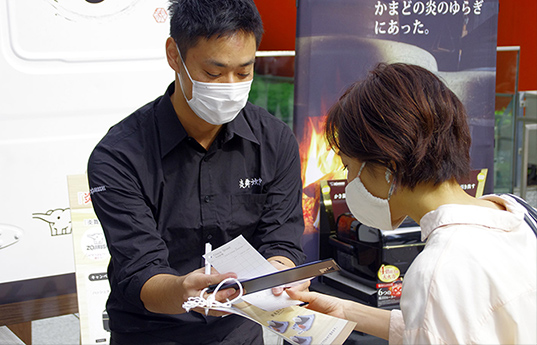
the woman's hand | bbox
[287,289,392,340]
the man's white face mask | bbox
[176,45,252,125]
[345,162,404,230]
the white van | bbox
[0,0,172,289]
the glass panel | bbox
[520,92,537,207]
[249,55,295,129]
[494,96,515,192]
[494,48,519,193]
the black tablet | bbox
[206,258,340,295]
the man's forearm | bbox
[268,255,296,268]
[140,273,187,314]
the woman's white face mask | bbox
[345,162,403,230]
[176,46,252,125]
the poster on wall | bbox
[67,174,111,345]
[294,0,499,260]
[0,0,171,305]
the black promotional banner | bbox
[294,0,499,260]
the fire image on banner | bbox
[300,117,346,237]
[294,0,499,260]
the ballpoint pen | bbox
[205,242,212,275]
[204,242,212,315]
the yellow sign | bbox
[378,264,400,283]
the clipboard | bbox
[206,258,340,295]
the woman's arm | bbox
[287,289,391,340]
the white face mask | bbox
[177,46,252,125]
[345,162,402,230]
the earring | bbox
[385,169,392,184]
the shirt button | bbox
[204,196,210,203]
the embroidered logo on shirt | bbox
[239,178,262,189]
[90,186,106,194]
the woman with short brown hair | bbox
[289,63,537,344]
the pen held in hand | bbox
[205,242,212,275]
[204,242,212,316]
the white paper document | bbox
[196,235,356,345]
[203,235,301,310]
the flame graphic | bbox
[299,116,345,234]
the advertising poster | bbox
[295,0,499,260]
[67,174,111,344]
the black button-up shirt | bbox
[87,83,306,337]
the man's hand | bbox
[140,268,239,316]
[181,267,241,316]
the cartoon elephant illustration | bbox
[33,208,72,236]
[88,232,106,245]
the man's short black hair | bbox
[169,0,264,58]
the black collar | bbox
[157,82,260,158]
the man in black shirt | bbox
[87,0,306,344]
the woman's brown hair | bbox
[325,63,471,189]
